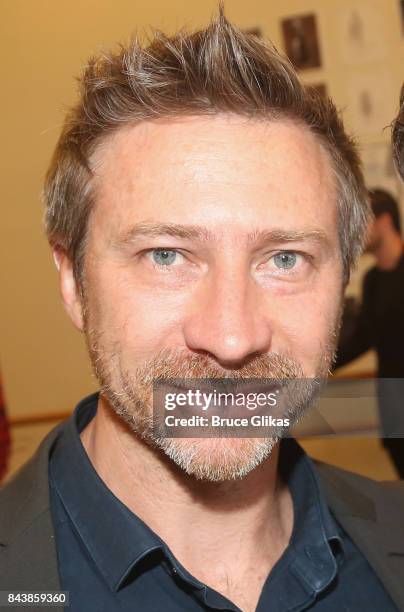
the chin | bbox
[154,436,278,482]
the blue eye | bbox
[152,249,178,266]
[273,252,297,269]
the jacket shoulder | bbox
[0,421,65,542]
[0,421,67,592]
[314,459,404,520]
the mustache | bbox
[132,348,304,385]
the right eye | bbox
[150,249,179,266]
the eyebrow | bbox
[114,222,215,245]
[112,222,331,249]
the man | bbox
[1,12,404,612]
[335,189,404,476]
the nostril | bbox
[187,349,268,373]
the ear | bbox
[52,247,85,331]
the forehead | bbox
[89,114,337,238]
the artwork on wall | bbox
[281,14,321,70]
[338,2,387,63]
[347,69,395,138]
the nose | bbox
[182,260,273,368]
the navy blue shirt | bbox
[49,393,397,611]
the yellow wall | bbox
[1,0,403,418]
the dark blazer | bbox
[2,424,404,611]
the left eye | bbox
[151,249,180,266]
[273,252,298,270]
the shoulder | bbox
[0,423,66,591]
[314,459,404,492]
[314,459,404,521]
[0,421,65,544]
[314,460,404,612]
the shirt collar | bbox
[50,393,167,591]
[50,392,343,598]
[274,438,343,606]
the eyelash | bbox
[140,248,311,273]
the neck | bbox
[81,394,293,585]
[374,231,403,270]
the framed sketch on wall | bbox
[281,14,321,70]
[346,69,396,139]
[338,2,387,63]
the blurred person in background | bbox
[335,188,404,476]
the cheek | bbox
[85,266,191,352]
[124,290,189,349]
[269,278,342,361]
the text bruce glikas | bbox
[164,389,279,411]
[164,414,290,428]
[162,388,290,429]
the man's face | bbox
[67,115,344,481]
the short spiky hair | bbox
[393,84,404,181]
[44,10,369,285]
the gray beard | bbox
[84,330,338,481]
